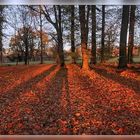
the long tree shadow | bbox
[103,63,140,74]
[1,65,140,134]
[64,68,73,134]
[0,65,57,110]
[0,64,52,94]
[0,65,74,135]
[100,105,140,134]
[93,67,140,94]
[73,67,140,134]
[37,66,73,135]
[0,64,37,75]
[64,65,140,134]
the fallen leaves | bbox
[75,113,81,117]
[0,63,140,134]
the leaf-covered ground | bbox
[0,64,140,135]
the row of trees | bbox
[0,5,139,69]
[79,5,136,70]
[119,5,136,69]
[29,5,138,69]
[8,6,48,65]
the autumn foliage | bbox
[0,63,140,135]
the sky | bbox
[1,0,140,5]
[2,5,140,53]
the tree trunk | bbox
[118,5,130,69]
[40,6,43,64]
[71,5,76,64]
[57,6,65,67]
[86,5,90,48]
[79,5,89,70]
[101,5,105,63]
[128,5,136,64]
[16,57,19,65]
[0,31,2,64]
[138,47,140,56]
[24,36,29,65]
[42,5,65,67]
[91,5,96,64]
[0,6,4,65]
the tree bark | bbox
[86,5,90,48]
[57,6,65,67]
[24,27,29,65]
[118,5,130,69]
[41,5,65,67]
[24,37,29,65]
[79,5,89,70]
[0,28,2,64]
[128,5,136,64]
[0,6,4,64]
[70,5,76,64]
[101,5,105,63]
[40,6,43,64]
[91,5,96,64]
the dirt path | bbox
[0,64,140,135]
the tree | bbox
[128,5,136,64]
[9,27,37,64]
[42,5,65,66]
[57,6,65,66]
[39,6,43,64]
[17,6,34,65]
[29,5,49,63]
[86,5,90,47]
[118,6,130,69]
[91,5,96,64]
[9,34,24,64]
[10,25,48,64]
[101,5,105,63]
[79,5,89,70]
[70,5,76,63]
[0,6,5,64]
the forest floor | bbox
[0,63,140,135]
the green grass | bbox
[0,60,55,66]
[107,57,119,63]
[1,56,140,66]
[107,56,140,63]
[133,56,140,63]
